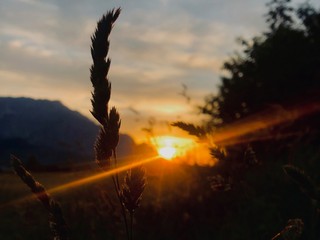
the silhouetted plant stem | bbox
[311,202,320,240]
[113,151,121,194]
[112,154,130,240]
[11,155,69,240]
[89,8,131,239]
[130,212,133,240]
[89,8,146,240]
[112,175,129,240]
[120,166,146,240]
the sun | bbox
[158,146,176,160]
[151,136,195,161]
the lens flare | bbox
[207,101,320,146]
[0,155,160,209]
[151,136,195,160]
[158,146,176,160]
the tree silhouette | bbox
[199,0,320,128]
[172,3,320,238]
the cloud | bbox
[0,1,231,142]
[2,0,319,142]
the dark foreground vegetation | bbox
[1,0,319,239]
[172,0,320,239]
[0,158,319,240]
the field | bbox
[0,161,205,239]
[1,0,320,239]
[1,156,317,240]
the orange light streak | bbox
[0,155,160,209]
[209,101,320,146]
[216,131,305,147]
[49,155,159,194]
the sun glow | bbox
[151,136,195,160]
[158,146,176,160]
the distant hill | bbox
[0,97,137,168]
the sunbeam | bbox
[1,155,161,209]
[49,155,159,194]
[208,101,320,146]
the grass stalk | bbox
[112,153,130,240]
[11,155,69,240]
[130,212,133,240]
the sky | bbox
[1,0,319,143]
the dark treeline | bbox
[172,0,320,239]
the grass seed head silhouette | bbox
[90,8,121,168]
[11,155,69,240]
[90,8,120,126]
[121,166,146,214]
[89,8,146,240]
[9,7,146,240]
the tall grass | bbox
[89,8,146,240]
[10,8,146,240]
[11,155,69,240]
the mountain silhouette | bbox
[0,97,136,168]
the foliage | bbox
[90,8,121,168]
[9,8,146,240]
[283,165,320,240]
[272,218,304,240]
[283,165,318,201]
[89,8,146,240]
[173,1,320,239]
[5,1,320,239]
[171,122,207,138]
[199,0,320,127]
[121,166,146,240]
[1,161,317,239]
[121,166,146,214]
[266,0,294,31]
[11,155,68,240]
[90,9,120,127]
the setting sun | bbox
[158,146,176,160]
[151,136,195,161]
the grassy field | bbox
[0,160,199,240]
[0,158,318,240]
